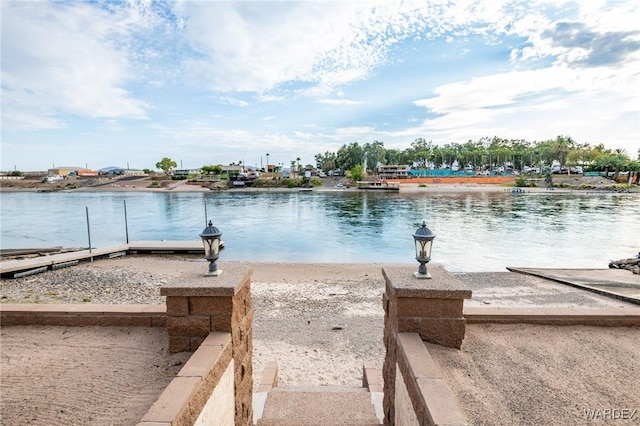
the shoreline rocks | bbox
[609,253,640,274]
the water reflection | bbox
[1,191,638,272]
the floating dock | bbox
[0,241,206,278]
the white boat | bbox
[42,175,64,183]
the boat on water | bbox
[228,173,256,188]
[356,180,400,191]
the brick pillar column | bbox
[382,265,471,425]
[161,264,254,426]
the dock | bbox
[0,241,205,278]
[356,181,400,191]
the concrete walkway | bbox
[508,267,640,304]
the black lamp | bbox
[200,220,222,276]
[413,221,435,278]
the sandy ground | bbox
[428,324,640,425]
[0,326,190,426]
[1,256,639,425]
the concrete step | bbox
[257,386,380,425]
[257,420,380,425]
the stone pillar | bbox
[161,264,254,426]
[382,265,471,425]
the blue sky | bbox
[1,0,638,172]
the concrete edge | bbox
[507,267,640,305]
[463,306,640,326]
[396,332,468,426]
[363,361,383,393]
[0,303,167,327]
[256,360,279,393]
[138,332,233,425]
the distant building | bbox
[98,166,144,176]
[48,167,97,177]
[174,168,201,176]
[221,166,243,174]
[378,165,411,179]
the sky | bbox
[1,0,639,172]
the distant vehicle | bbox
[318,171,327,178]
[42,175,64,183]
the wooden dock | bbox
[356,181,400,191]
[0,241,205,278]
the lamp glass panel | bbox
[423,240,433,259]
[202,238,211,254]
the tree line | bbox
[314,136,640,181]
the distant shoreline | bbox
[0,175,636,194]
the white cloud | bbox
[410,64,638,150]
[220,96,249,107]
[335,126,376,136]
[317,99,361,106]
[177,0,439,94]
[1,1,151,130]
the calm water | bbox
[1,191,638,272]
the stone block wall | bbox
[382,266,471,425]
[160,264,254,426]
[395,333,467,425]
[138,332,233,426]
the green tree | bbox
[315,151,337,172]
[363,140,386,173]
[551,135,575,168]
[336,142,364,171]
[349,164,365,182]
[593,151,629,181]
[627,160,640,184]
[202,165,223,175]
[156,157,177,174]
[384,148,402,165]
[567,143,594,170]
[410,138,433,169]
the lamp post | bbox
[413,221,435,278]
[266,153,270,173]
[200,220,222,276]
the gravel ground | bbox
[0,266,167,304]
[1,258,634,308]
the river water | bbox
[1,191,638,272]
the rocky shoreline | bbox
[1,173,637,193]
[609,253,640,274]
